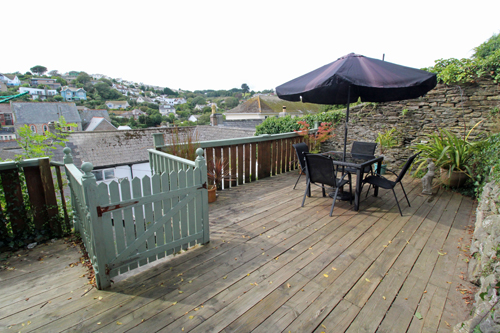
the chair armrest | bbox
[385,169,399,177]
[363,173,391,183]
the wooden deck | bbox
[0,172,476,332]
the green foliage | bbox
[474,33,500,59]
[412,124,483,181]
[469,132,500,196]
[425,49,500,84]
[16,117,76,159]
[241,83,250,94]
[255,110,344,135]
[225,97,239,109]
[376,128,399,155]
[30,65,47,76]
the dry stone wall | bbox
[321,76,500,168]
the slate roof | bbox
[79,109,110,127]
[52,126,256,168]
[11,102,81,125]
[85,117,116,131]
[0,104,11,113]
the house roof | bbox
[61,86,85,92]
[0,104,11,113]
[3,74,17,80]
[226,95,321,115]
[85,117,116,131]
[79,109,110,126]
[51,126,255,168]
[106,100,128,105]
[11,102,81,125]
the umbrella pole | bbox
[343,85,351,162]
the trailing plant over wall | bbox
[424,33,500,84]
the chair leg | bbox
[322,185,326,197]
[400,182,411,207]
[348,175,353,205]
[365,184,372,198]
[392,188,403,216]
[293,172,302,190]
[302,180,310,207]
[330,187,340,216]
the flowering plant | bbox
[294,121,335,153]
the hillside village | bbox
[0,66,323,184]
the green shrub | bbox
[255,110,344,135]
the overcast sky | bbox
[3,0,499,92]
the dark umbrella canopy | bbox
[276,53,437,163]
[276,53,437,105]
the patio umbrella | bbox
[276,53,437,159]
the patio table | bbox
[323,151,384,211]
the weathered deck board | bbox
[0,172,475,333]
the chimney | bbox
[279,106,287,117]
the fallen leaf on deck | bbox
[172,302,177,305]
[179,291,183,294]
[332,267,337,270]
[383,296,386,300]
[324,274,329,278]
[97,322,101,325]
[117,321,122,325]
[223,276,227,279]
[415,312,423,320]
[287,283,291,288]
[438,251,446,255]
[365,278,371,282]
[189,316,194,319]
[322,324,327,328]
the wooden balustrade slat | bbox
[230,145,237,187]
[244,143,250,184]
[0,169,26,236]
[237,144,244,185]
[223,146,230,189]
[23,165,46,230]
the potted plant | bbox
[206,157,234,203]
[413,123,483,188]
[375,128,399,174]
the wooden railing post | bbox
[153,133,165,149]
[81,162,111,289]
[195,148,209,244]
[63,148,78,233]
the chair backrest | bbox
[395,152,421,183]
[351,141,377,156]
[303,153,338,187]
[293,142,309,170]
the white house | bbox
[159,104,176,116]
[106,100,130,109]
[112,84,129,95]
[0,74,21,86]
[19,87,58,100]
[137,96,154,104]
[188,115,200,122]
[164,98,187,106]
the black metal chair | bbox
[362,152,420,216]
[345,141,378,175]
[302,153,352,216]
[292,142,309,189]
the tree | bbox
[30,65,47,76]
[48,70,59,76]
[75,72,92,85]
[56,77,67,86]
[225,97,239,108]
[54,95,64,102]
[25,71,32,76]
[241,83,250,94]
[163,87,177,96]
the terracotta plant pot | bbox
[440,168,468,188]
[208,185,217,203]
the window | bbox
[30,125,36,133]
[91,170,103,181]
[104,169,115,180]
[5,114,13,125]
[43,124,48,133]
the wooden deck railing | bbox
[64,147,209,289]
[153,132,305,189]
[0,157,70,248]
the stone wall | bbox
[455,181,500,333]
[321,76,500,168]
